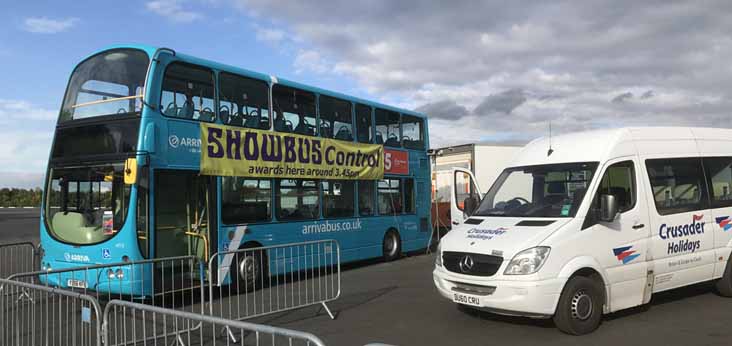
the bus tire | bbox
[231,247,267,292]
[553,276,603,335]
[382,230,402,262]
[715,255,732,297]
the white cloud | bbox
[255,27,286,44]
[293,49,328,74]
[0,100,56,188]
[228,1,732,147]
[22,17,78,34]
[146,0,203,23]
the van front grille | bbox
[442,251,503,277]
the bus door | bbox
[450,168,482,226]
[154,170,216,263]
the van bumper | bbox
[433,268,563,318]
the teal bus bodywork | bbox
[39,45,432,294]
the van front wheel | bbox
[553,276,603,335]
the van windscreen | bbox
[474,162,599,218]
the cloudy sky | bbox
[1,0,731,187]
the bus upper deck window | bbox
[401,114,425,150]
[60,49,149,122]
[319,96,353,141]
[219,73,270,129]
[355,104,373,143]
[160,63,215,122]
[375,109,401,147]
[272,85,316,136]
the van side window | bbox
[703,157,732,208]
[595,161,636,213]
[646,158,708,215]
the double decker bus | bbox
[40,45,431,291]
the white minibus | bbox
[433,127,732,334]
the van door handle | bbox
[632,224,645,230]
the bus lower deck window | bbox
[276,179,319,220]
[222,177,272,224]
[323,180,355,217]
[359,181,376,216]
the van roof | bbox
[512,126,732,167]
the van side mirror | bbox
[463,196,479,216]
[124,158,138,185]
[599,194,618,222]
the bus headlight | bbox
[435,243,443,267]
[504,247,550,275]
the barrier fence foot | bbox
[221,325,238,343]
[320,302,336,320]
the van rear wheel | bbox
[715,255,732,297]
[553,276,603,335]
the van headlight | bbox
[504,247,550,275]
[435,243,443,267]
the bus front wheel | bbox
[382,230,402,262]
[232,248,267,291]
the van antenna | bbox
[547,121,554,156]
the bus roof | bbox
[86,44,427,119]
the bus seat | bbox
[219,109,230,123]
[229,113,244,126]
[375,132,384,144]
[384,136,400,147]
[274,117,288,132]
[244,115,260,128]
[178,102,194,118]
[335,127,353,141]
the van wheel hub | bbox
[571,289,593,320]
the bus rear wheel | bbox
[231,248,267,292]
[382,230,402,262]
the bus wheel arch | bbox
[553,267,606,335]
[231,241,267,289]
[382,228,402,261]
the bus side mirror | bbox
[599,194,618,222]
[124,158,138,185]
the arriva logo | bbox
[168,135,180,148]
[63,252,90,262]
[168,134,201,150]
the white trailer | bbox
[431,143,523,230]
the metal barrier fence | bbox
[8,255,205,315]
[0,277,103,346]
[103,299,327,346]
[208,240,340,324]
[0,242,37,278]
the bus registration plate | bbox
[67,279,88,289]
[453,292,481,307]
